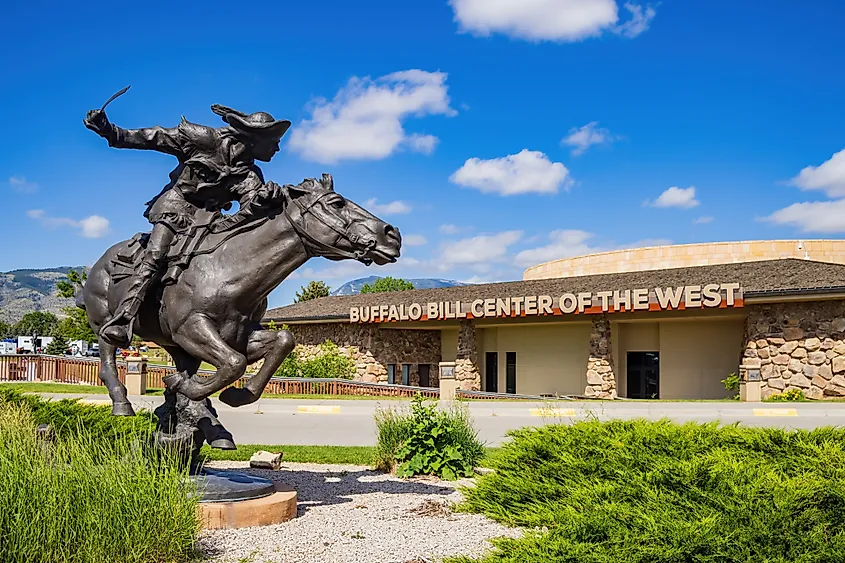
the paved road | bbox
[37,392,845,447]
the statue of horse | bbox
[79,174,400,451]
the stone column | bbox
[584,315,617,399]
[455,320,481,391]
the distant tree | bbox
[294,280,331,302]
[0,320,11,339]
[45,335,68,355]
[56,268,87,299]
[13,311,59,337]
[360,277,415,294]
[56,307,96,343]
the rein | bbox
[283,190,373,264]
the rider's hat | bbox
[210,104,291,140]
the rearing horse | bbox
[81,174,400,443]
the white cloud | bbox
[287,69,455,164]
[364,198,412,216]
[613,3,656,38]
[761,200,845,233]
[694,216,714,224]
[561,122,619,156]
[439,230,523,266]
[450,149,572,196]
[449,0,655,42]
[788,148,845,198]
[9,176,38,194]
[439,223,472,235]
[27,209,111,238]
[515,230,673,267]
[403,234,427,246]
[646,186,700,209]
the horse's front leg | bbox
[219,326,294,408]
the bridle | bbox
[283,188,376,265]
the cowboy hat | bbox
[210,104,291,139]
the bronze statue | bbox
[77,89,402,461]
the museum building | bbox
[264,240,845,400]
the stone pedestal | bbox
[739,381,761,402]
[584,315,617,399]
[125,356,147,395]
[194,470,297,529]
[438,361,458,400]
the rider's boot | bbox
[100,257,160,348]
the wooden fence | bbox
[0,355,440,398]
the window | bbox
[387,364,396,384]
[485,352,498,392]
[402,364,410,386]
[506,352,516,394]
[418,364,430,387]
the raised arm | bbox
[84,109,185,158]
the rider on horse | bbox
[83,104,291,348]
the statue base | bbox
[191,469,297,529]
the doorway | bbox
[485,352,498,392]
[506,352,517,394]
[418,364,430,387]
[627,351,659,399]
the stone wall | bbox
[584,315,617,399]
[288,323,441,386]
[740,301,845,399]
[455,320,481,390]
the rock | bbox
[768,378,785,390]
[769,337,786,346]
[249,450,282,470]
[596,364,611,374]
[831,375,845,388]
[361,373,378,383]
[783,328,804,341]
[833,356,845,374]
[804,337,821,351]
[788,358,803,373]
[824,385,845,397]
[808,351,827,365]
[586,370,603,385]
[779,342,799,354]
[791,347,807,359]
[823,338,836,351]
[744,348,758,358]
[819,364,833,380]
[756,339,770,349]
[803,365,817,378]
[806,386,824,400]
[746,340,758,350]
[790,373,811,389]
[756,322,770,334]
[832,318,845,333]
[772,355,790,366]
[812,374,829,388]
[757,347,770,359]
[827,350,838,359]
[761,364,775,379]
[835,343,845,355]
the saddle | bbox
[110,209,273,286]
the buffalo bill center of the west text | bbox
[264,240,845,400]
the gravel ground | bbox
[198,461,521,563]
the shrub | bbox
[273,340,355,379]
[450,419,845,563]
[768,388,806,401]
[721,372,740,400]
[0,394,199,563]
[375,395,485,480]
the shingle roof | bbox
[264,258,845,323]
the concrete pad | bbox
[198,482,297,529]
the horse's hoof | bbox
[219,387,256,408]
[111,402,136,417]
[209,438,237,450]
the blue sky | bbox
[2,0,845,307]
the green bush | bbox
[273,340,355,379]
[450,419,845,563]
[0,394,199,563]
[721,372,740,400]
[375,395,485,480]
[768,388,806,401]
[0,386,156,448]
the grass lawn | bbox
[201,443,501,467]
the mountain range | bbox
[0,267,81,324]
[330,276,472,296]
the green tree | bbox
[56,268,87,299]
[56,307,96,343]
[360,277,415,294]
[0,320,11,339]
[294,280,331,302]
[13,311,59,337]
[45,335,68,355]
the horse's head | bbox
[283,174,401,266]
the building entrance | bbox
[627,351,660,399]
